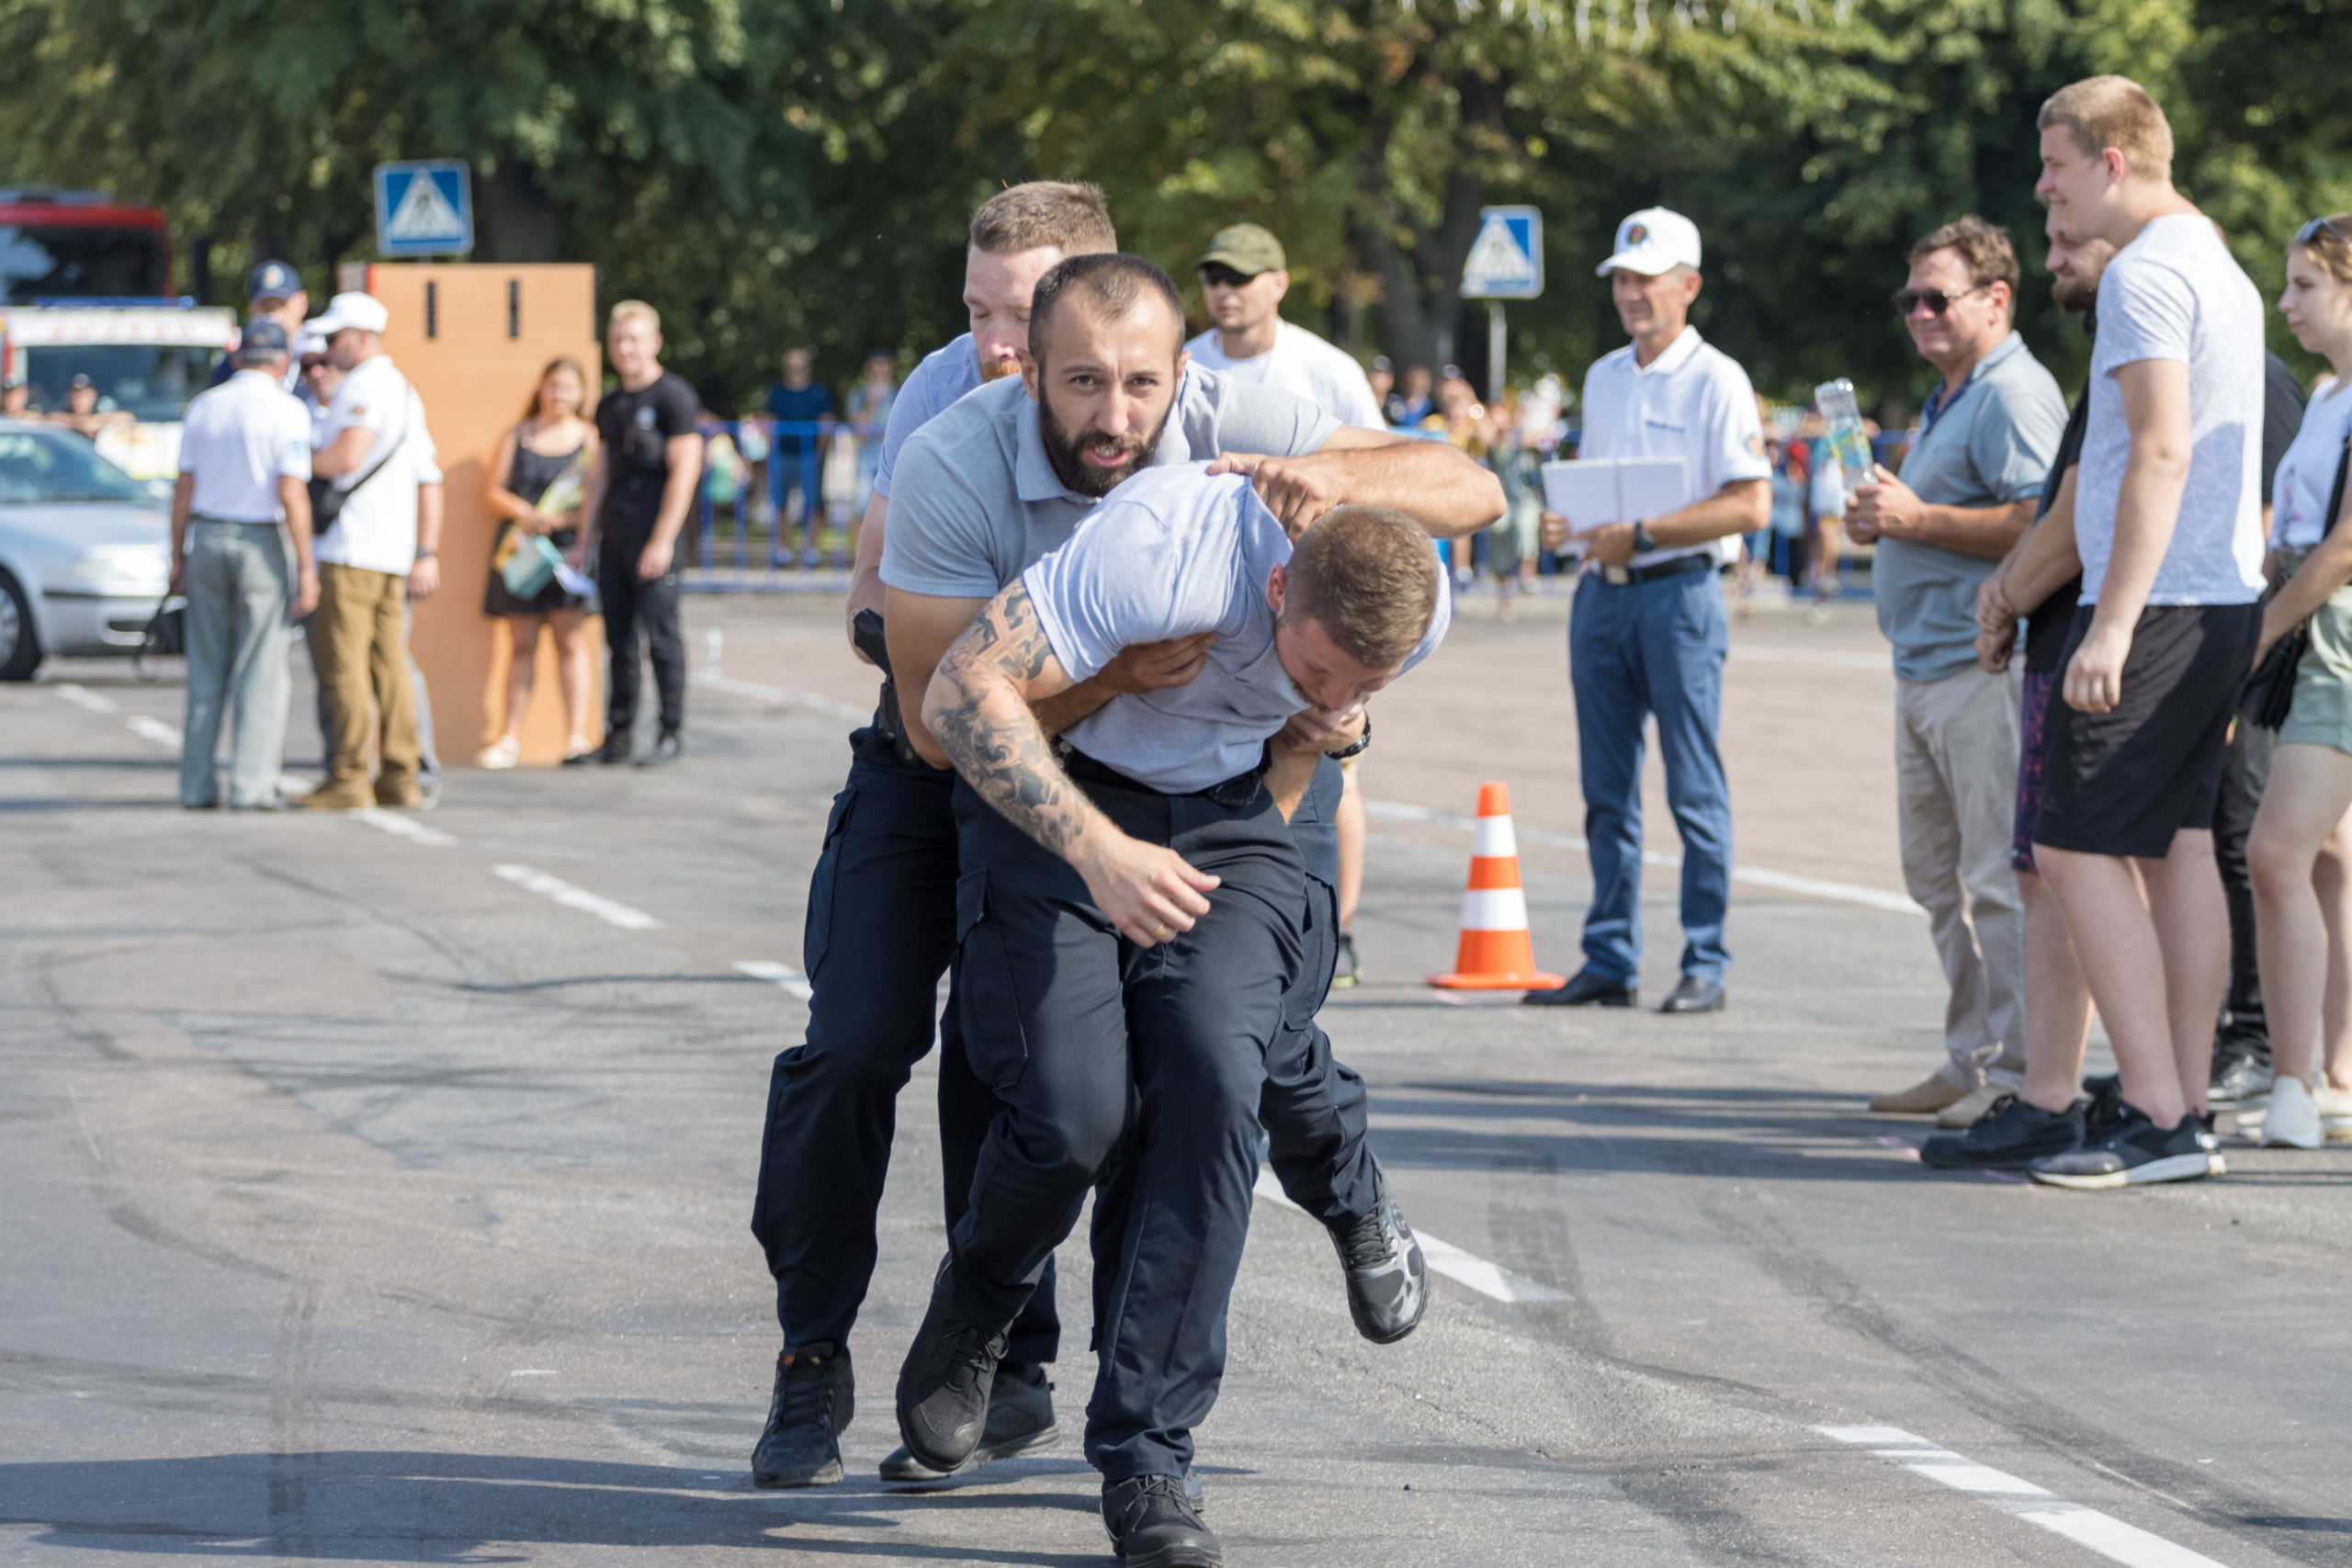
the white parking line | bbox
[1366,799,1922,917]
[1819,1426,2232,1568]
[692,671,871,725]
[1251,1168,1570,1303]
[123,715,182,747]
[491,864,662,931]
[350,808,458,848]
[51,683,119,715]
[735,960,813,999]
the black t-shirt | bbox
[2023,345,2308,673]
[595,371,702,544]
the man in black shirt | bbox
[577,300,704,768]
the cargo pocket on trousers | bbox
[800,787,859,983]
[955,869,1031,1092]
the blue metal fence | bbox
[682,419,879,592]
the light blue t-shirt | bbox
[1024,465,1451,794]
[871,333,983,501]
[1876,332,2066,682]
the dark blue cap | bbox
[247,260,300,303]
[236,319,290,360]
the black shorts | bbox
[2033,603,2261,858]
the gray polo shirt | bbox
[881,365,1340,599]
[1875,331,2066,683]
[1025,465,1450,794]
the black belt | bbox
[1057,742,1272,809]
[1596,552,1717,586]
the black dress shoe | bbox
[751,1343,854,1488]
[566,736,633,766]
[895,1256,1009,1473]
[1657,974,1725,1014]
[635,730,684,767]
[1521,967,1636,1008]
[1103,1473,1222,1566]
[879,1359,1059,1483]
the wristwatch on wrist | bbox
[1326,714,1373,760]
[413,548,436,560]
[1629,521,1658,555]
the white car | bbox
[0,417,172,680]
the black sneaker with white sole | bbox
[1920,1094,2084,1170]
[894,1256,1009,1473]
[1103,1474,1222,1567]
[880,1359,1058,1484]
[1324,1163,1428,1344]
[750,1343,854,1488]
[2028,1104,2214,1190]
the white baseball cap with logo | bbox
[310,291,391,337]
[1596,208,1702,276]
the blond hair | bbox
[608,299,661,333]
[2039,75,2174,183]
[969,182,1117,257]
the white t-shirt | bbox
[1577,327,1772,567]
[178,370,312,523]
[2075,214,2266,605]
[2271,378,2352,550]
[313,355,444,576]
[1182,321,1386,431]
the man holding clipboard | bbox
[1526,208,1771,1015]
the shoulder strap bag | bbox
[307,412,409,537]
[2245,424,2352,730]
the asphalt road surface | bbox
[5,592,2348,1568]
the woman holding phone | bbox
[479,357,599,766]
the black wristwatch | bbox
[1629,521,1658,555]
[1327,715,1372,760]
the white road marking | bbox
[350,808,458,848]
[491,864,662,931]
[692,671,871,725]
[124,715,181,747]
[1366,799,1921,917]
[1251,1168,1570,1303]
[1819,1426,2233,1568]
[735,959,814,999]
[52,683,119,714]
[1728,645,1895,672]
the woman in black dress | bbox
[480,357,598,765]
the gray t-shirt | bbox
[1025,465,1451,794]
[881,364,1340,599]
[1876,332,2067,682]
[2076,214,2267,607]
[871,333,983,501]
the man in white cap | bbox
[1526,208,1771,1016]
[304,290,444,811]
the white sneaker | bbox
[2261,1077,2323,1149]
[2314,1081,2352,1142]
[475,736,522,770]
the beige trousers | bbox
[311,563,421,805]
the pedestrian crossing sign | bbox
[1462,206,1544,299]
[373,161,475,258]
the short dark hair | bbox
[1283,505,1442,670]
[970,181,1117,257]
[1909,215,2021,306]
[1028,253,1184,362]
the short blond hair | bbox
[2039,75,2174,183]
[1283,504,1442,670]
[969,182,1116,257]
[608,299,661,333]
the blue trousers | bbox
[1567,568,1734,983]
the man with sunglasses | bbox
[1185,224,1386,431]
[1846,216,2067,1126]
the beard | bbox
[979,350,1021,382]
[2052,275,2098,313]
[1038,386,1174,499]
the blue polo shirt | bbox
[1877,332,2066,683]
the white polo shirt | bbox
[178,370,312,524]
[1576,326,1770,567]
[1183,320,1387,430]
[313,355,443,576]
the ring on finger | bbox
[1151,922,1170,942]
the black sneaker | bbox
[2029,1103,2214,1190]
[1102,1474,1222,1567]
[894,1256,1009,1473]
[635,731,684,768]
[567,735,632,766]
[750,1343,854,1488]
[1920,1094,2085,1170]
[2210,1051,2275,1108]
[1324,1163,1428,1344]
[879,1359,1059,1484]
[1331,932,1361,989]
[2079,1074,2123,1142]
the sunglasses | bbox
[1199,264,1261,290]
[2296,216,2352,251]
[1891,283,1992,317]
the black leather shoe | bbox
[895,1256,1009,1473]
[1324,1162,1427,1344]
[1521,967,1636,1008]
[635,731,684,768]
[1103,1474,1223,1566]
[750,1343,854,1488]
[1657,974,1725,1014]
[567,736,632,766]
[879,1359,1059,1483]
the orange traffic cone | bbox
[1428,782,1566,991]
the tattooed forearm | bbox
[926,584,1101,861]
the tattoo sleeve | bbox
[926,581,1103,860]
